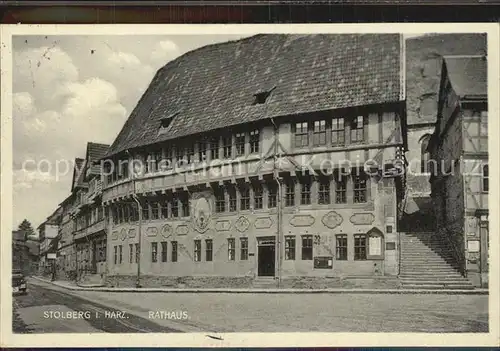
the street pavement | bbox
[13,278,489,333]
[12,279,181,333]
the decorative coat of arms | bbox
[321,211,343,229]
[192,192,212,233]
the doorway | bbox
[258,237,275,277]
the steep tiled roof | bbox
[85,142,109,176]
[444,56,487,98]
[71,158,86,191]
[105,34,402,157]
[405,33,487,125]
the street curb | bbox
[31,276,489,295]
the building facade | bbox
[100,34,407,286]
[428,56,488,288]
[401,33,487,232]
[72,143,110,277]
[37,207,62,276]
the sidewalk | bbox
[31,276,489,295]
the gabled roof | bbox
[443,55,487,99]
[71,158,86,192]
[105,34,403,158]
[85,142,109,177]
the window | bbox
[253,184,263,209]
[300,179,311,205]
[483,164,489,192]
[353,170,367,203]
[250,129,260,153]
[119,245,123,264]
[151,202,159,220]
[163,148,173,169]
[186,144,195,164]
[194,240,201,262]
[135,243,139,263]
[161,241,168,262]
[240,185,250,210]
[151,242,158,263]
[420,134,432,173]
[223,135,232,158]
[336,235,347,260]
[228,187,237,212]
[206,239,213,261]
[180,192,190,217]
[228,238,235,261]
[331,117,345,146]
[198,141,207,162]
[240,238,248,260]
[171,196,179,218]
[268,183,277,208]
[151,150,161,172]
[130,204,139,222]
[113,246,117,264]
[235,132,245,156]
[295,122,309,148]
[285,179,295,207]
[129,244,134,263]
[215,188,226,213]
[175,145,184,165]
[285,236,296,260]
[350,116,364,143]
[313,120,327,146]
[318,177,331,204]
[161,201,168,219]
[171,241,178,262]
[354,234,367,260]
[301,235,313,260]
[335,171,347,204]
[142,202,150,220]
[209,137,219,160]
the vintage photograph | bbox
[2,25,497,344]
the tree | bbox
[17,219,36,241]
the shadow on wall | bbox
[400,196,436,232]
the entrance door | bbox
[258,238,275,277]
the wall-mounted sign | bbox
[385,242,396,250]
[314,256,333,269]
[369,236,382,256]
[47,253,57,260]
[467,240,480,253]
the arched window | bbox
[420,134,432,174]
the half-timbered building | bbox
[100,34,407,287]
[428,55,488,287]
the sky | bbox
[12,34,249,232]
[12,32,425,233]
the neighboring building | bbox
[401,33,487,232]
[73,142,109,276]
[428,55,488,287]
[12,230,29,273]
[55,159,84,280]
[37,207,62,275]
[100,34,407,286]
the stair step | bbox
[400,277,467,281]
[400,273,464,277]
[402,284,474,290]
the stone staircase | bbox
[400,232,474,290]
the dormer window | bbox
[252,86,275,105]
[159,111,180,130]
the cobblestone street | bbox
[21,278,489,333]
